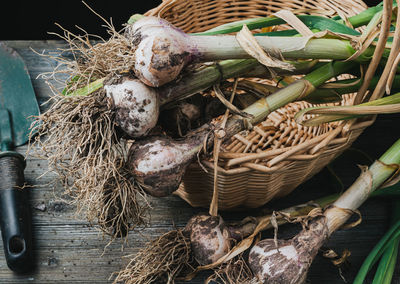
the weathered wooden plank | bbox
[4,41,71,102]
[0,40,398,283]
[0,200,393,283]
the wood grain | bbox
[0,40,398,283]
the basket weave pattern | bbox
[146,0,367,33]
[178,100,373,209]
[146,0,372,210]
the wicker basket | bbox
[145,0,373,210]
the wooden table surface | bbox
[1,40,399,284]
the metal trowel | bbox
[0,42,39,272]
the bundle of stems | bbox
[127,0,400,196]
[110,2,400,283]
[32,18,307,237]
[32,0,399,241]
[128,20,370,87]
[65,0,392,97]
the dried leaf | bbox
[295,104,400,126]
[385,2,400,94]
[323,249,339,259]
[355,0,394,104]
[273,10,314,37]
[339,208,362,229]
[237,80,279,97]
[213,84,253,119]
[331,249,351,266]
[359,11,383,45]
[386,52,400,94]
[378,161,400,188]
[340,11,382,61]
[344,28,380,62]
[323,248,351,266]
[210,80,239,216]
[270,211,279,248]
[236,25,295,71]
[295,92,400,126]
[312,30,357,41]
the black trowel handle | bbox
[0,152,33,273]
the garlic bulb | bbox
[104,77,159,138]
[186,214,231,265]
[127,133,206,196]
[248,217,327,284]
[127,17,193,87]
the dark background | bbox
[0,0,381,40]
[0,1,161,40]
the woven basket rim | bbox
[146,0,368,33]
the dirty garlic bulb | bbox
[126,16,354,88]
[127,132,208,197]
[127,16,194,87]
[104,77,159,138]
[248,217,327,284]
[185,214,231,265]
